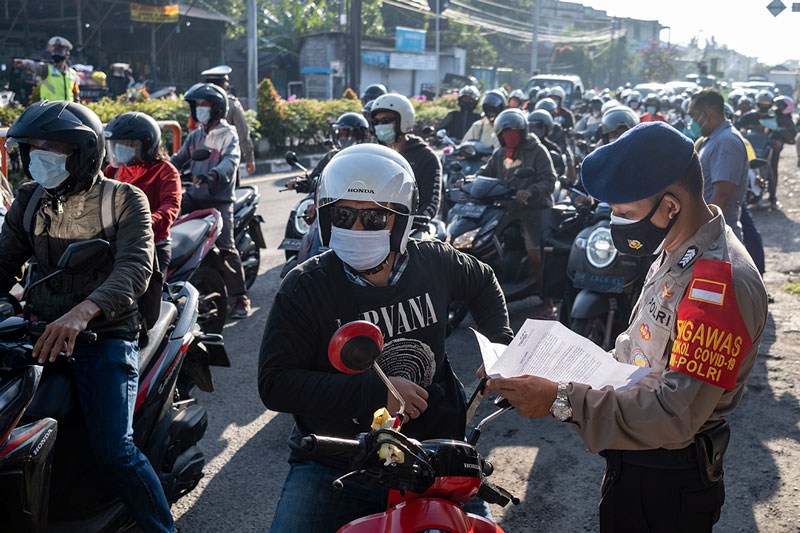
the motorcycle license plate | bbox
[278,238,302,251]
[450,203,487,219]
[573,272,624,293]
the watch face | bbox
[551,401,572,422]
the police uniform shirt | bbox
[566,206,767,453]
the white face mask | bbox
[29,150,70,189]
[195,106,212,125]
[329,227,391,271]
[374,123,396,145]
[115,144,137,166]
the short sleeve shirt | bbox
[699,121,749,235]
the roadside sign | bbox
[767,0,787,16]
[793,2,800,11]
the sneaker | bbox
[231,296,251,319]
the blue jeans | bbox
[71,338,174,533]
[269,460,491,532]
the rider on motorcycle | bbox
[170,82,250,317]
[437,85,481,142]
[103,111,182,274]
[259,144,513,532]
[575,96,603,133]
[528,109,573,180]
[534,97,572,160]
[476,108,558,317]
[360,83,387,105]
[461,89,507,149]
[548,86,575,131]
[371,93,442,219]
[508,89,527,109]
[640,93,668,123]
[598,105,640,145]
[0,101,174,532]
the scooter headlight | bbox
[452,228,480,249]
[294,198,315,235]
[586,227,617,268]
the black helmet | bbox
[361,83,387,104]
[104,112,162,160]
[644,93,660,111]
[458,85,480,101]
[528,85,541,101]
[7,100,104,193]
[332,112,369,147]
[527,109,554,138]
[601,106,640,134]
[480,90,507,118]
[534,97,558,115]
[494,108,528,139]
[184,82,229,124]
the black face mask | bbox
[609,194,680,256]
[51,54,66,63]
[459,100,477,112]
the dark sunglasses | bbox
[373,117,396,126]
[330,206,392,230]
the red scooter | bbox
[303,321,519,533]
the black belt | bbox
[600,444,700,470]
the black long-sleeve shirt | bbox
[258,240,513,467]
[400,134,442,219]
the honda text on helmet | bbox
[370,93,415,145]
[104,111,162,167]
[183,82,229,126]
[6,100,104,195]
[316,144,419,272]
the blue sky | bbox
[583,0,797,66]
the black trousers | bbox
[599,449,725,533]
[155,238,172,276]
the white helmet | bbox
[549,86,566,103]
[47,36,73,52]
[601,99,620,114]
[370,93,415,134]
[317,144,419,253]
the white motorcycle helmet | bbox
[317,144,419,254]
[549,86,566,105]
[370,93,416,134]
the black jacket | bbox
[401,134,442,219]
[439,109,481,142]
[258,240,513,468]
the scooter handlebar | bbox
[301,434,366,462]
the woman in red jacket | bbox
[104,112,182,274]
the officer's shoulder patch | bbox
[678,246,698,269]
[669,259,752,390]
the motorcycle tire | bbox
[239,228,261,290]
[446,302,468,336]
[190,266,228,334]
[570,316,610,350]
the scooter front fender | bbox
[338,497,503,533]
[570,289,611,320]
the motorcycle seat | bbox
[138,300,178,375]
[170,218,212,270]
[233,187,255,214]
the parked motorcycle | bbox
[563,182,650,349]
[303,320,519,532]
[446,172,577,331]
[0,239,226,531]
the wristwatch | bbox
[550,382,573,422]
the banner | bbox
[130,3,179,23]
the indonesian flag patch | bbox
[669,259,752,390]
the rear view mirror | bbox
[421,125,434,137]
[285,151,300,167]
[57,239,110,275]
[191,148,211,161]
[328,321,384,374]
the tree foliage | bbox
[636,39,677,83]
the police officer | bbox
[201,65,257,176]
[14,36,79,102]
[485,122,768,532]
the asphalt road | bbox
[171,165,800,532]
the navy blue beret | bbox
[580,121,695,203]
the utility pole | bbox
[531,0,540,74]
[350,0,362,94]
[247,0,258,112]
[435,0,440,97]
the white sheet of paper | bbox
[473,319,651,391]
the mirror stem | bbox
[372,362,405,420]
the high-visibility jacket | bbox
[39,64,78,101]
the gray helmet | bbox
[527,109,554,138]
[723,103,734,120]
[601,106,640,134]
[493,108,528,139]
[534,97,558,114]
[509,89,527,104]
[458,85,480,100]
[755,90,773,107]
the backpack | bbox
[22,180,163,334]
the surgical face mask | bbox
[328,226,391,271]
[609,194,680,256]
[115,144,137,165]
[630,101,640,111]
[195,106,212,125]
[646,106,657,116]
[338,136,357,149]
[374,123,396,145]
[688,117,702,138]
[28,149,70,190]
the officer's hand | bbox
[515,190,532,204]
[387,376,429,421]
[246,161,256,175]
[476,364,486,379]
[32,300,100,364]
[484,375,558,418]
